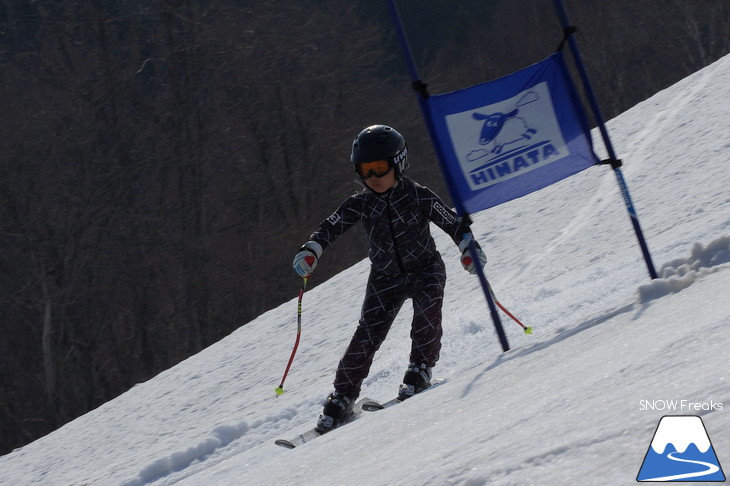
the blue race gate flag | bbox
[426,51,599,213]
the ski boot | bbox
[315,392,354,434]
[398,362,432,400]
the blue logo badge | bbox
[637,415,725,482]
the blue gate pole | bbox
[386,0,510,352]
[551,0,658,279]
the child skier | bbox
[292,125,487,433]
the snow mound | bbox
[638,235,730,302]
[121,422,250,486]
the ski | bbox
[275,379,445,449]
[360,378,446,413]
[274,397,375,449]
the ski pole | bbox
[488,284,533,335]
[275,277,308,395]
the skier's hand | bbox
[293,241,323,277]
[459,234,487,274]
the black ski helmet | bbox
[351,125,408,176]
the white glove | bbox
[458,235,487,274]
[293,241,323,277]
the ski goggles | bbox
[355,159,393,179]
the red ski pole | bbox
[489,284,533,335]
[275,277,308,395]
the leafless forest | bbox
[1,0,728,455]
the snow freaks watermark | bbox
[639,399,724,412]
[636,415,726,482]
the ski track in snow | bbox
[620,60,715,171]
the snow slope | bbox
[1,53,729,486]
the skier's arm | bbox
[416,185,462,241]
[418,186,487,274]
[293,196,363,277]
[309,196,364,250]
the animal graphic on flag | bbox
[472,109,537,155]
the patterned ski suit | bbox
[308,177,468,399]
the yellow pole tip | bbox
[275,387,285,395]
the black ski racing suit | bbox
[308,176,469,400]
